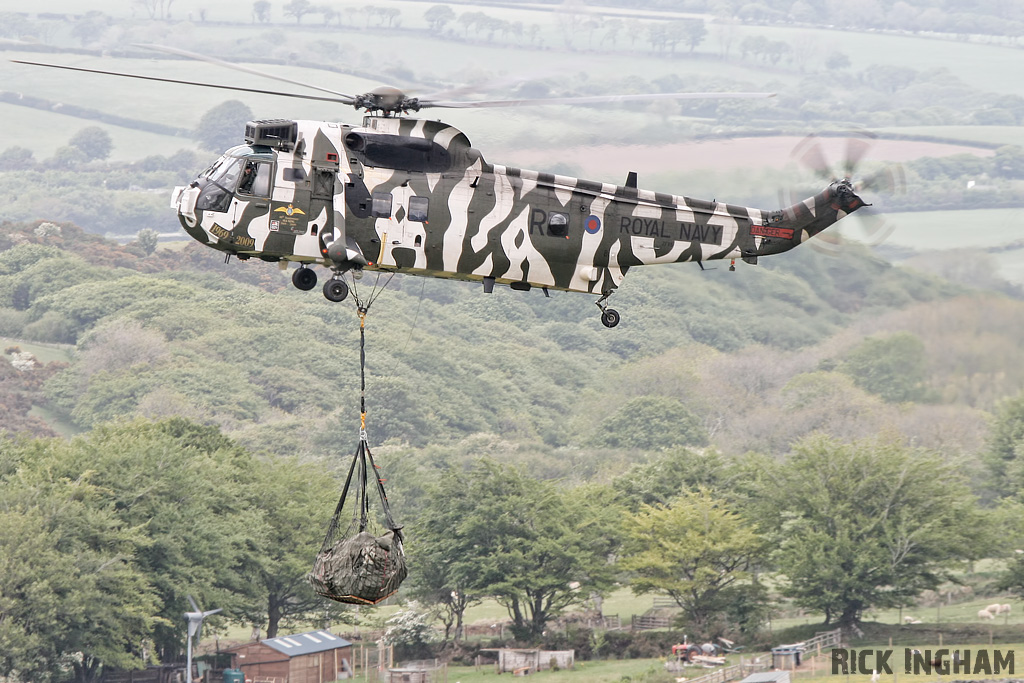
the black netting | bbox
[308,436,406,605]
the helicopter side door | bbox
[375,184,428,270]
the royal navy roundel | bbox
[585,215,602,234]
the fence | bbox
[684,659,771,683]
[801,629,843,656]
[631,613,675,630]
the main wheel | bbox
[292,266,317,291]
[601,309,620,328]
[323,278,350,302]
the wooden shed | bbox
[227,629,354,683]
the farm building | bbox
[225,629,354,682]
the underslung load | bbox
[307,438,407,605]
[308,299,406,605]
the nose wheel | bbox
[595,292,620,328]
[323,277,350,302]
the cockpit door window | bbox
[237,160,272,197]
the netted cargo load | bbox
[308,438,406,605]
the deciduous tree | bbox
[622,488,766,636]
[760,435,982,628]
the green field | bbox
[7,0,1024,163]
[1,335,73,364]
[885,209,1023,250]
[877,126,1024,148]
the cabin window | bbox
[372,192,393,218]
[283,167,307,182]
[548,212,569,237]
[237,161,272,197]
[408,196,429,222]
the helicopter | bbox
[15,48,886,328]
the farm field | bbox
[0,335,73,364]
[885,209,1023,250]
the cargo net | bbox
[309,437,406,605]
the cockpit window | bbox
[208,157,244,188]
[237,160,272,197]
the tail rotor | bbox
[783,131,905,255]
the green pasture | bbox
[27,405,83,438]
[877,126,1024,148]
[7,0,1024,162]
[0,101,195,161]
[884,209,1023,251]
[1,335,73,364]
[441,658,672,682]
[24,0,1024,101]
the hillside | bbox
[2,219,1017,478]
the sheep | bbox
[978,608,995,620]
[1002,604,1012,615]
[903,616,915,624]
[986,603,1003,614]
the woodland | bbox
[3,0,1024,682]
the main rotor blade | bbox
[420,91,776,109]
[135,44,358,103]
[11,60,356,104]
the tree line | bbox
[5,413,1024,682]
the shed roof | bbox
[741,672,791,683]
[260,630,352,657]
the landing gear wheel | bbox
[601,309,620,328]
[323,278,350,302]
[292,266,317,291]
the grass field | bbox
[7,0,1023,162]
[1,335,73,364]
[884,209,1023,250]
[877,126,1024,148]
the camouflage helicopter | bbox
[16,48,888,328]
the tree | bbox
[826,51,852,70]
[241,455,341,638]
[136,227,159,256]
[283,0,313,23]
[253,0,271,22]
[416,460,620,640]
[134,0,175,20]
[70,11,110,46]
[194,100,254,152]
[22,419,266,661]
[985,392,1024,497]
[381,601,437,660]
[0,450,160,683]
[760,435,982,628]
[992,145,1024,179]
[614,449,728,511]
[838,332,930,403]
[680,18,707,52]
[0,146,35,170]
[622,488,766,637]
[425,5,455,31]
[595,396,707,449]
